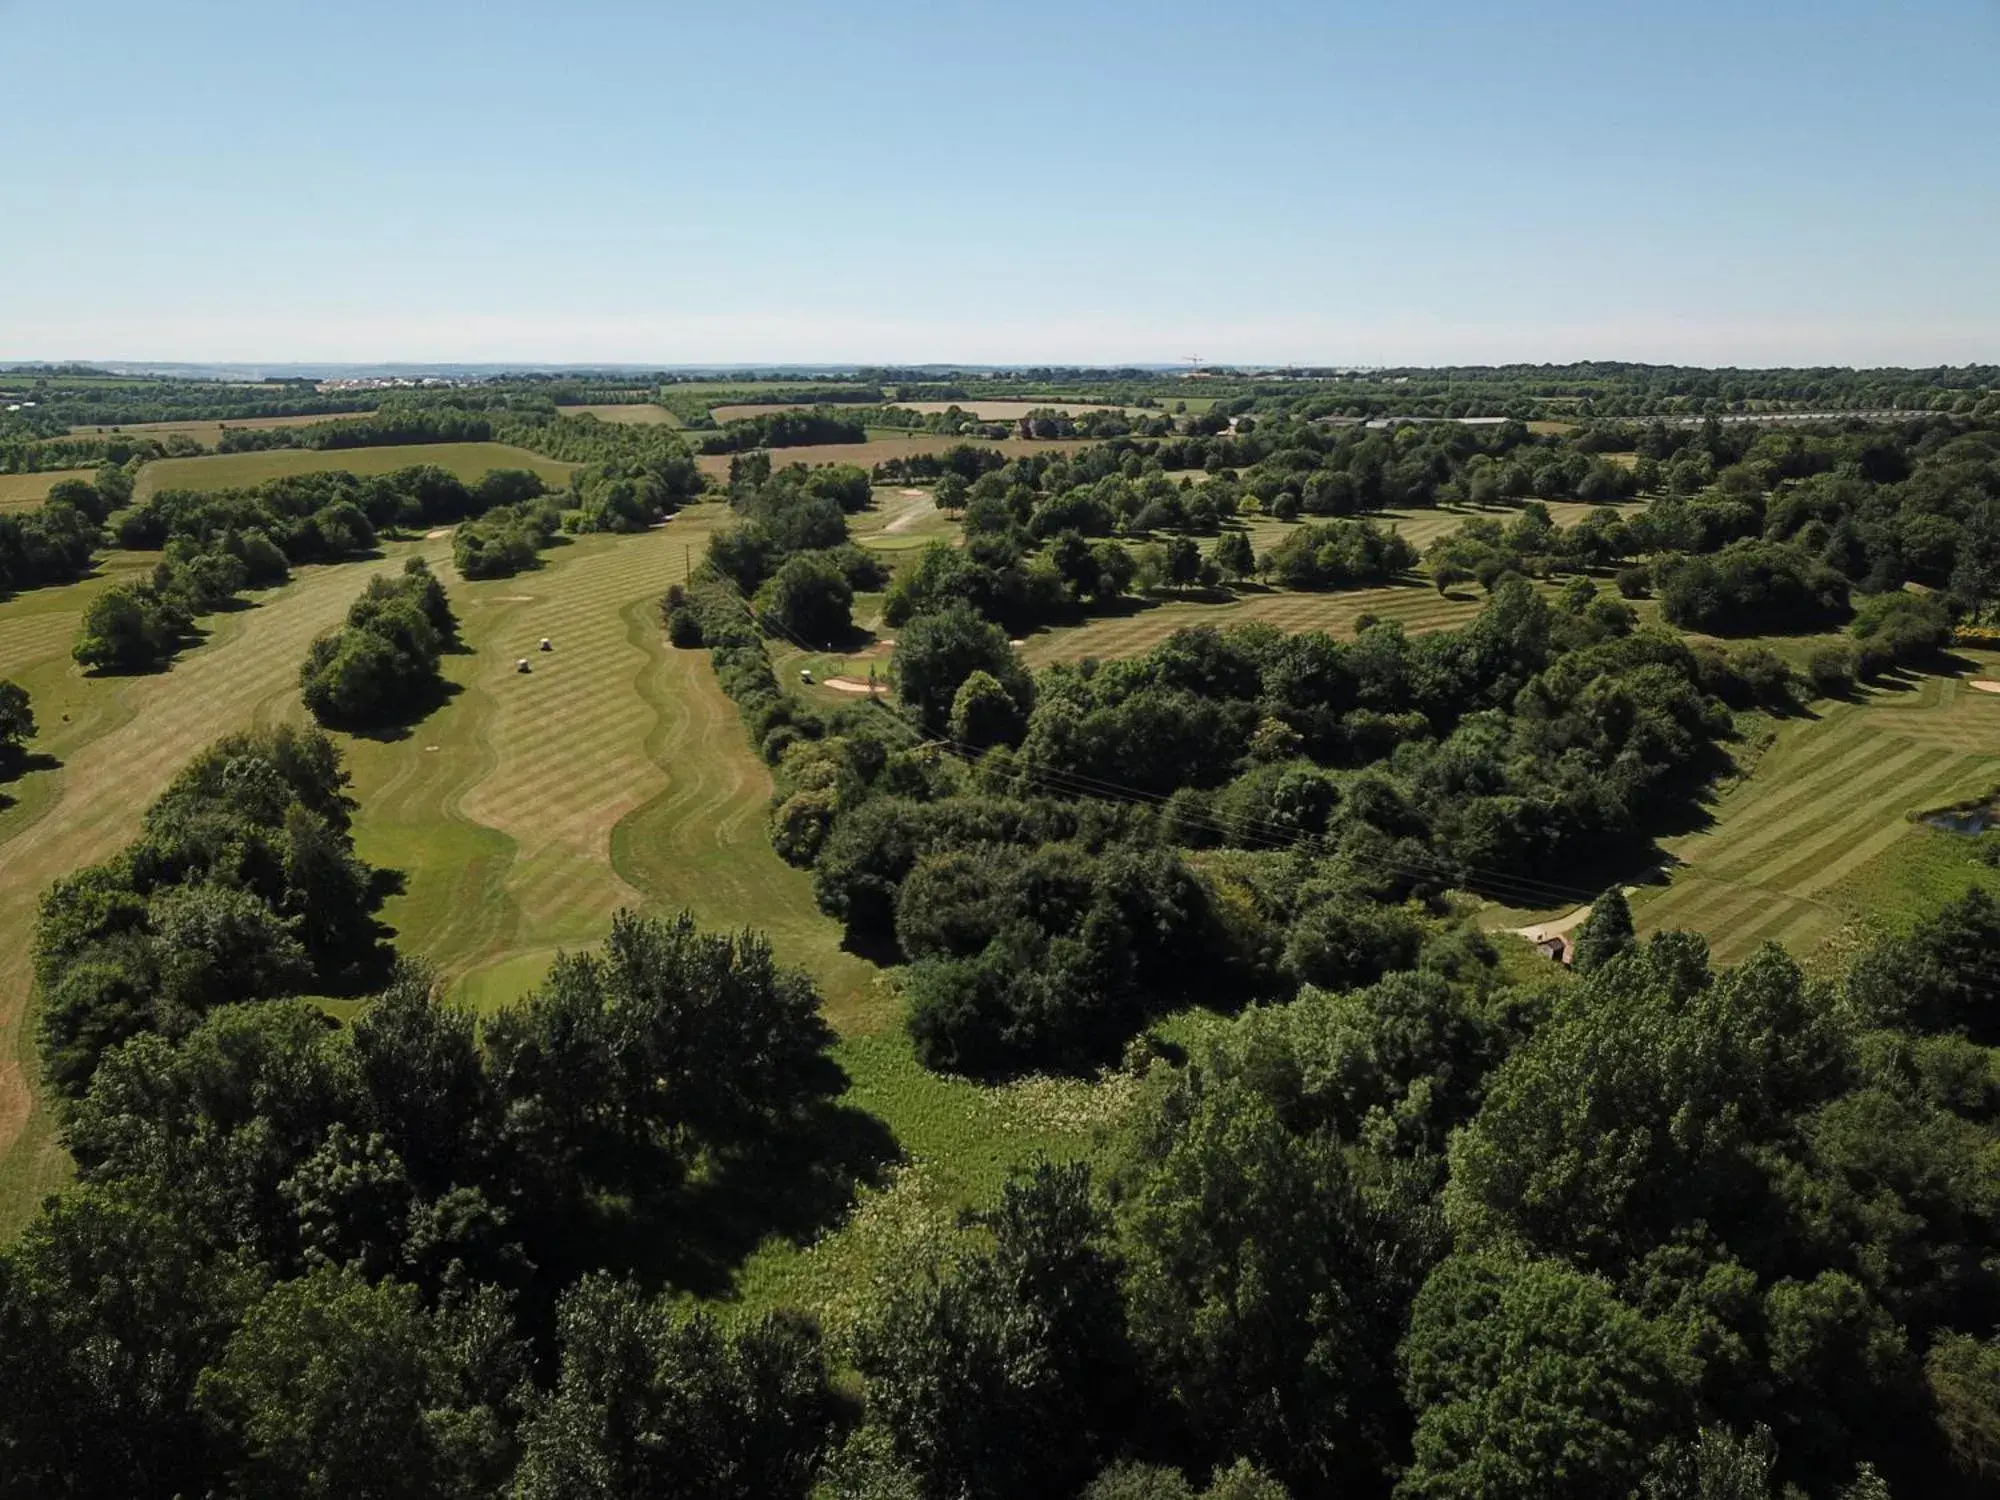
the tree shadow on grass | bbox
[0,749,59,812]
[595,1095,903,1299]
[336,677,465,745]
[307,866,409,997]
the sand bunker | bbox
[823,677,888,695]
[1971,681,2000,695]
[425,527,453,539]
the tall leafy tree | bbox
[513,1275,832,1500]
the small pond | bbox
[1922,805,2000,835]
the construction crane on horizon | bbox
[1184,354,1203,374]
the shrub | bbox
[73,582,188,673]
[1806,645,1856,698]
[1850,590,1951,666]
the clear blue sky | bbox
[2,0,1995,366]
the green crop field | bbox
[0,468,96,511]
[1631,662,2000,968]
[556,402,681,427]
[131,441,578,498]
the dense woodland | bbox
[6,725,1998,1498]
[5,367,2000,1497]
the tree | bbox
[74,582,185,672]
[1850,590,1950,667]
[1571,888,1637,971]
[483,910,836,1204]
[1400,1253,1691,1500]
[300,567,455,729]
[857,1162,1132,1500]
[1117,1074,1403,1493]
[0,1189,258,1500]
[1926,1333,2000,1487]
[1636,1425,1780,1500]
[1085,1460,1290,1500]
[1445,939,1846,1274]
[947,670,1024,751]
[192,1266,512,1500]
[1211,531,1255,583]
[890,602,1032,734]
[0,678,33,760]
[1844,887,2000,1042]
[514,1274,833,1500]
[760,553,854,647]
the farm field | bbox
[0,468,95,510]
[557,402,680,426]
[1630,661,2000,968]
[132,441,577,498]
[693,433,1098,480]
[64,410,375,446]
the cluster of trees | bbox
[1452,418,1999,629]
[214,406,497,453]
[452,498,563,580]
[0,467,130,597]
[32,725,389,1097]
[695,408,869,454]
[1656,542,1853,635]
[9,820,849,1499]
[119,465,550,564]
[1116,416,1641,516]
[676,462,886,647]
[863,450,1266,637]
[700,582,1733,1078]
[73,562,208,674]
[20,868,1995,1495]
[1264,519,1418,589]
[567,447,703,532]
[299,560,457,729]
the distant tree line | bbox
[695,408,870,454]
